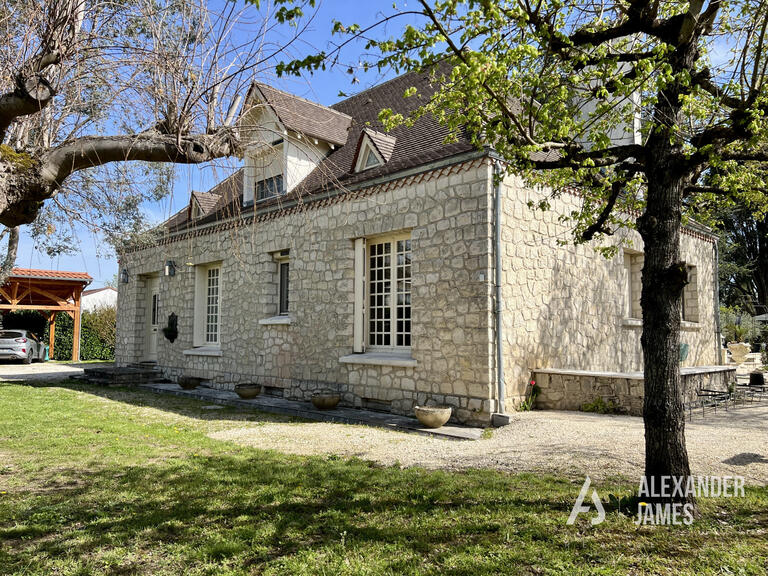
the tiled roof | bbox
[362,128,397,162]
[168,65,484,231]
[192,191,220,215]
[251,83,352,146]
[165,170,244,232]
[9,268,92,282]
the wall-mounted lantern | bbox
[164,260,176,277]
[120,268,129,284]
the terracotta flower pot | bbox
[414,405,452,428]
[178,376,203,390]
[311,393,341,410]
[235,383,262,399]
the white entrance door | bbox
[146,276,160,361]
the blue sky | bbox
[17,0,415,287]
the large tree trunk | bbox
[638,160,694,507]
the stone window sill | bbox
[681,321,701,331]
[183,346,222,357]
[339,352,417,368]
[621,317,642,328]
[259,315,292,326]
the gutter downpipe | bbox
[493,159,506,414]
[714,239,722,364]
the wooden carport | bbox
[0,268,92,361]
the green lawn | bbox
[0,382,766,575]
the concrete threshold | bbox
[141,382,484,441]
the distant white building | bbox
[81,287,117,312]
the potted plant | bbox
[726,325,751,364]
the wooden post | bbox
[72,289,82,362]
[48,312,56,360]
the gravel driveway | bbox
[211,404,768,484]
[0,361,113,381]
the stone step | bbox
[75,366,169,387]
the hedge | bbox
[2,306,116,361]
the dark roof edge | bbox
[134,148,490,248]
[252,82,353,122]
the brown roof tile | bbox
[362,128,397,162]
[9,268,92,282]
[252,83,352,146]
[174,65,477,230]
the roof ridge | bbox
[254,82,353,121]
[330,64,446,110]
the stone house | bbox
[116,69,724,425]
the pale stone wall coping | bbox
[339,353,417,368]
[258,316,292,325]
[621,318,702,332]
[183,346,223,357]
[531,365,735,381]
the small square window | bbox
[256,174,284,201]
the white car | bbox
[0,330,46,364]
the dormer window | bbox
[364,148,381,169]
[256,174,284,201]
[354,128,396,173]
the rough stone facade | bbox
[117,157,721,426]
[498,174,720,409]
[531,367,735,415]
[117,159,497,426]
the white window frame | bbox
[366,232,412,352]
[193,262,222,347]
[354,137,384,173]
[274,251,290,316]
[623,250,643,320]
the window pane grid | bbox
[205,267,220,343]
[256,175,284,201]
[368,237,410,348]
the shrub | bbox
[2,307,116,361]
[581,397,624,414]
[45,307,116,361]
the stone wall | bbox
[117,158,497,425]
[532,367,735,416]
[498,175,720,408]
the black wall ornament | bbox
[162,313,178,343]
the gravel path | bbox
[210,404,768,484]
[0,361,113,381]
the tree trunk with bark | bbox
[638,159,694,506]
[636,36,699,508]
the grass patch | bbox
[0,381,766,575]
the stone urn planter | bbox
[178,376,203,390]
[414,405,452,428]
[235,384,261,400]
[311,393,341,410]
[234,383,262,399]
[727,342,751,365]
